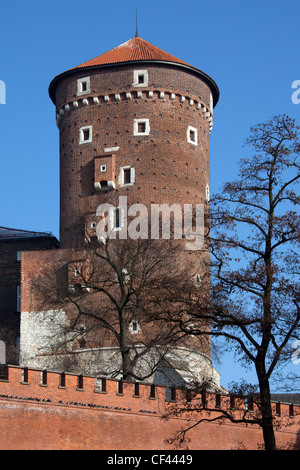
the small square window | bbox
[79,126,92,144]
[77,76,90,96]
[101,165,106,172]
[134,119,150,136]
[133,70,148,87]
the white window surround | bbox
[133,118,150,136]
[206,184,210,202]
[133,69,149,87]
[100,165,106,172]
[119,166,135,187]
[187,125,198,146]
[79,125,92,144]
[77,76,91,96]
[129,320,141,334]
[110,206,125,231]
[194,274,201,288]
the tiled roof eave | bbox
[49,59,220,107]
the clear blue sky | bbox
[0,0,299,390]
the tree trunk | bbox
[256,362,276,450]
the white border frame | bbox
[119,166,135,187]
[133,118,150,136]
[133,69,149,87]
[187,125,198,146]
[79,125,93,144]
[77,76,91,96]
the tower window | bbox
[133,69,149,87]
[110,206,125,231]
[79,126,92,144]
[138,122,146,133]
[129,320,140,334]
[77,76,90,96]
[133,119,150,136]
[124,168,131,184]
[119,166,135,186]
[115,208,121,228]
[187,126,198,146]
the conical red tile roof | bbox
[49,36,219,106]
[72,36,190,69]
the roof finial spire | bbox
[135,7,139,37]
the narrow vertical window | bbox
[170,387,176,402]
[124,168,131,184]
[101,378,107,392]
[119,166,135,186]
[60,372,66,388]
[187,126,198,146]
[77,374,84,390]
[110,206,125,231]
[150,384,156,399]
[115,208,121,229]
[22,367,28,383]
[118,380,123,395]
[134,383,140,397]
[41,369,47,386]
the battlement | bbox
[0,365,298,419]
[0,365,299,450]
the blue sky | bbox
[0,0,299,390]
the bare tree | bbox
[166,115,300,450]
[31,235,209,384]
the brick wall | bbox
[0,236,58,363]
[0,365,299,450]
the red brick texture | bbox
[55,64,212,249]
[0,366,299,450]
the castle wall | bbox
[20,248,215,384]
[0,366,299,450]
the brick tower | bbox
[49,35,218,249]
[21,35,221,389]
